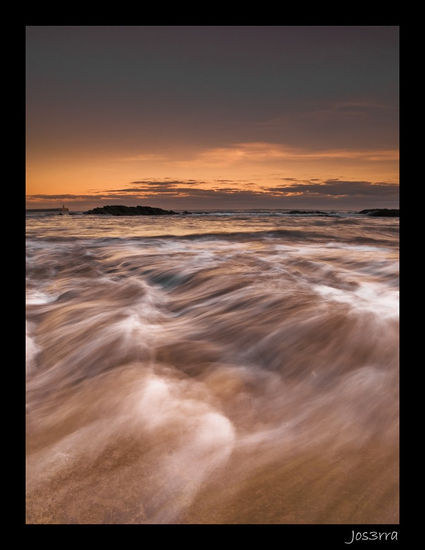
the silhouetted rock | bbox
[359,209,399,217]
[83,205,178,216]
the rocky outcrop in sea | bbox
[83,205,178,216]
[359,209,399,217]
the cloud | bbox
[28,194,105,200]
[26,177,398,210]
[269,179,399,199]
[257,101,396,127]
[130,179,205,187]
[104,179,208,192]
[104,188,154,193]
[175,142,399,167]
[102,179,210,196]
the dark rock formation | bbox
[359,209,399,217]
[83,205,178,216]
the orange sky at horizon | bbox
[26,141,399,209]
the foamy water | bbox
[26,210,399,524]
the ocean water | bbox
[26,210,399,524]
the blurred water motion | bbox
[26,211,399,523]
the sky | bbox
[26,26,399,210]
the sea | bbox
[25,209,399,524]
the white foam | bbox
[135,373,236,522]
[313,280,399,318]
[26,322,40,374]
[26,289,57,305]
[323,243,392,253]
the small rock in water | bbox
[358,209,399,217]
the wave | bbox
[26,213,399,524]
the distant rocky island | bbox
[83,205,179,216]
[359,209,399,217]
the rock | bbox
[359,209,399,217]
[83,205,178,216]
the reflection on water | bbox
[26,212,399,523]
